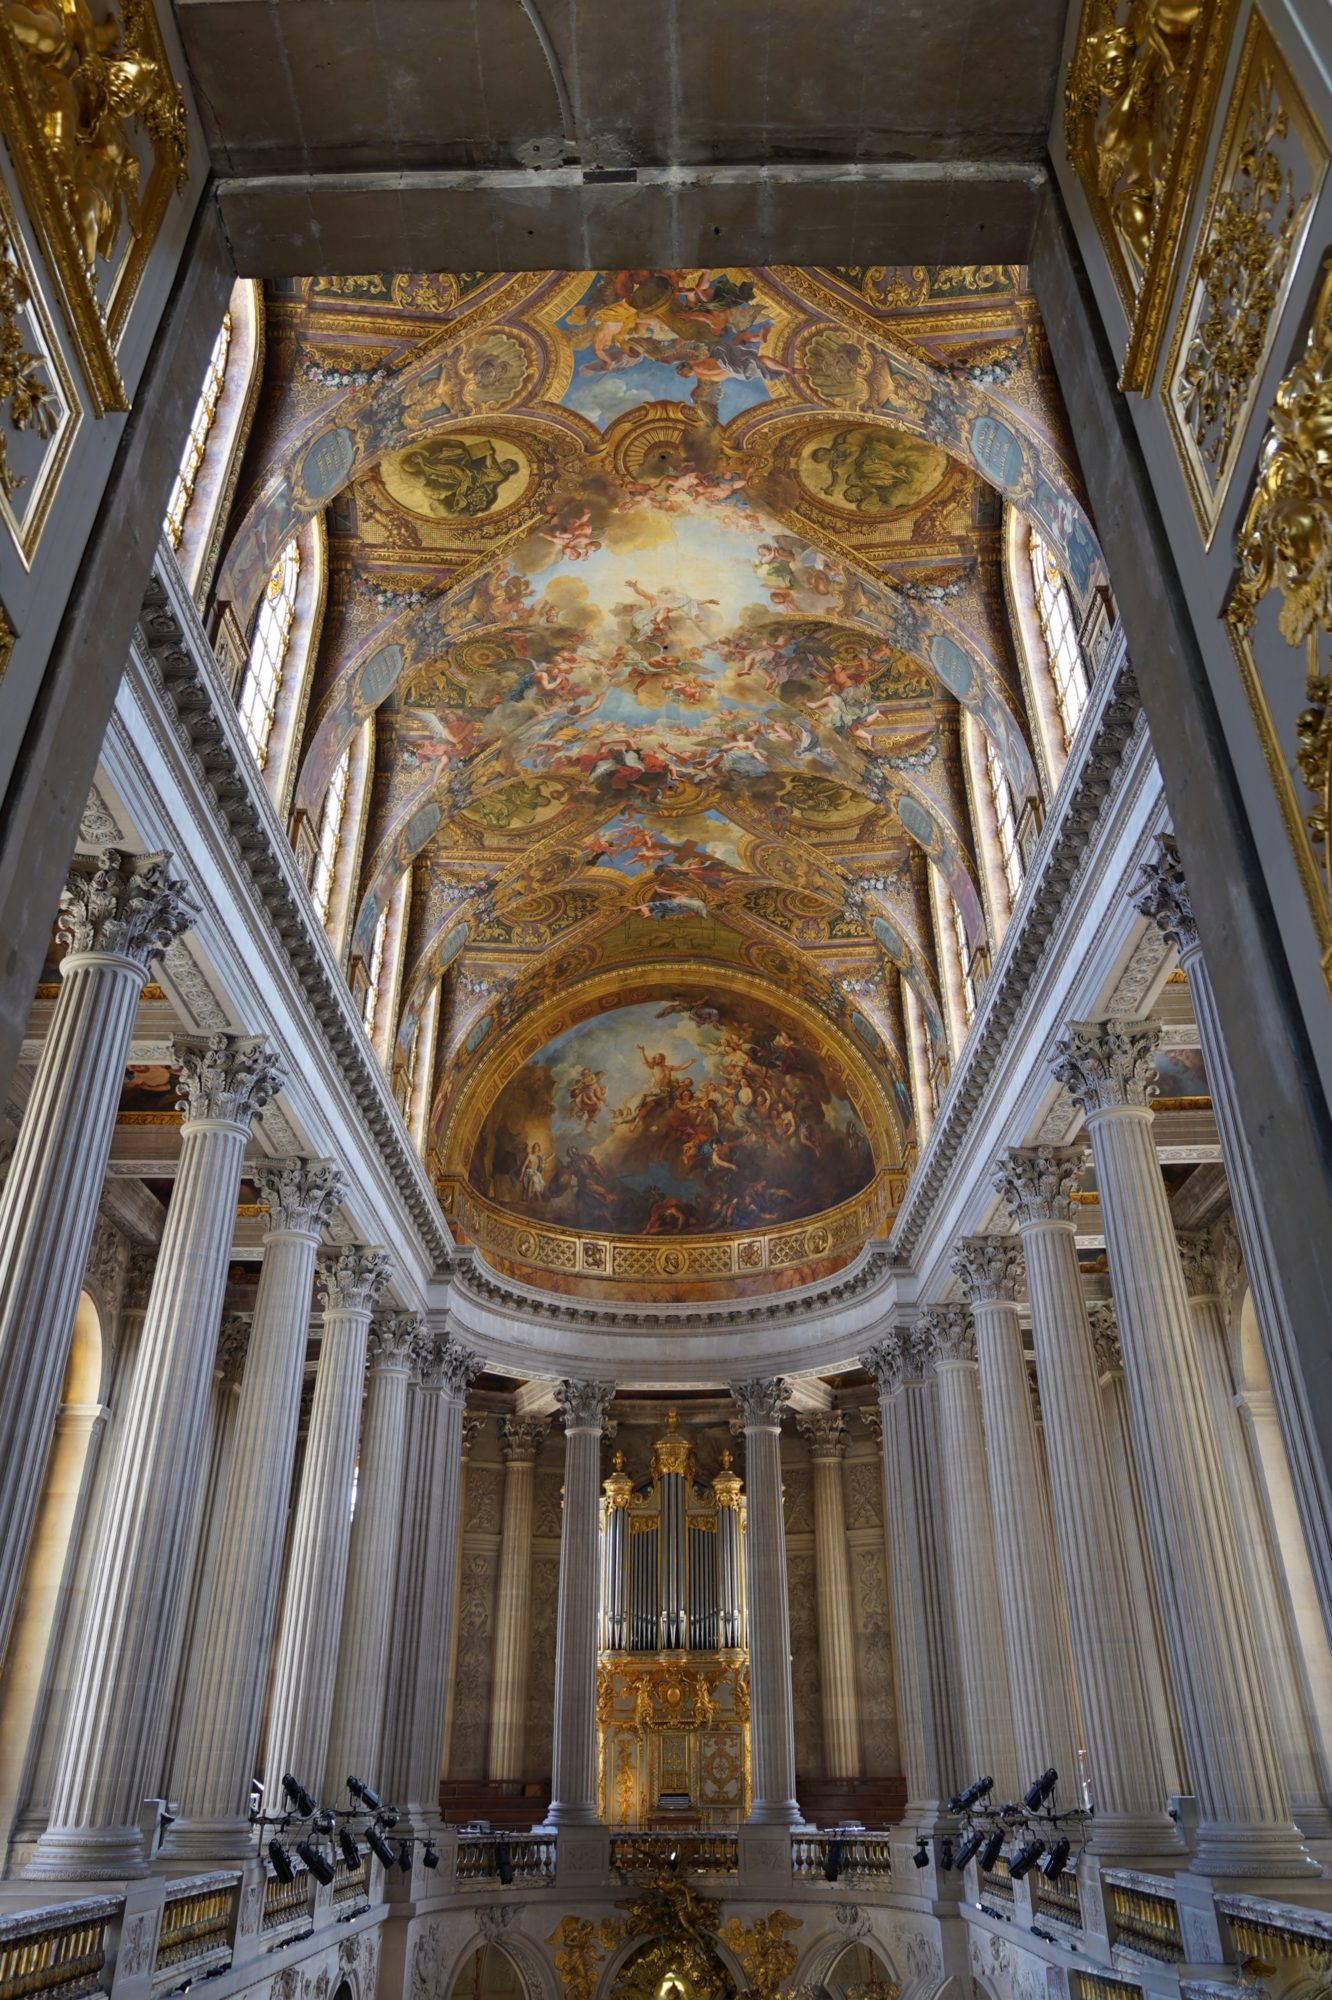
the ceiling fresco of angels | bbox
[226,264,1098,1258]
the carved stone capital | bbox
[900,1323,936,1385]
[252,1156,343,1236]
[861,1335,906,1399]
[731,1376,791,1430]
[216,1312,251,1386]
[950,1235,1024,1304]
[462,1413,487,1453]
[317,1245,392,1315]
[994,1145,1088,1225]
[83,1214,126,1306]
[368,1310,421,1369]
[499,1413,549,1463]
[1134,834,1200,960]
[920,1304,976,1365]
[556,1378,617,1431]
[1176,1230,1222,1300]
[1087,1300,1122,1377]
[796,1410,847,1459]
[857,1403,883,1442]
[1051,1018,1161,1116]
[418,1331,482,1398]
[124,1245,156,1314]
[58,849,195,969]
[173,1033,284,1130]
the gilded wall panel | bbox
[0,174,77,567]
[1162,9,1327,541]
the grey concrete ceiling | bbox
[178,0,1069,271]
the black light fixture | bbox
[939,1838,955,1872]
[422,1841,440,1871]
[398,1839,414,1872]
[1040,1838,1072,1878]
[911,1837,930,1870]
[366,1825,397,1870]
[297,1840,336,1886]
[947,1775,994,1814]
[1008,1838,1045,1880]
[978,1828,1004,1871]
[267,1838,295,1883]
[822,1838,844,1883]
[496,1838,515,1886]
[338,1827,361,1871]
[1022,1768,1058,1812]
[282,1773,317,1818]
[347,1776,382,1810]
[953,1830,984,1870]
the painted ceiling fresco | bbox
[223,264,1097,1282]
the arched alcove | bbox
[822,1942,899,2000]
[603,1935,737,2000]
[448,1943,529,2000]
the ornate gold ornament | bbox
[1064,0,1238,391]
[0,210,56,498]
[1163,11,1325,539]
[715,1912,802,2000]
[0,176,75,559]
[0,0,189,413]
[1226,256,1332,989]
[0,592,14,676]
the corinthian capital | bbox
[993,1146,1088,1225]
[1176,1230,1222,1300]
[415,1328,481,1396]
[317,1245,392,1315]
[950,1236,1024,1304]
[796,1410,847,1459]
[1087,1300,1122,1377]
[216,1312,251,1386]
[861,1334,906,1398]
[59,849,196,969]
[920,1305,975,1365]
[499,1413,549,1462]
[731,1377,791,1430]
[253,1156,344,1235]
[368,1310,421,1369]
[1051,1019,1161,1115]
[1134,835,1199,959]
[173,1033,285,1129]
[556,1378,617,1431]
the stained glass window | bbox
[1029,530,1089,744]
[310,745,351,924]
[238,537,301,768]
[164,311,232,550]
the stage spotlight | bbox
[347,1777,382,1810]
[338,1827,361,1871]
[1040,1838,1071,1878]
[496,1838,515,1886]
[947,1776,994,1814]
[267,1839,294,1884]
[953,1830,984,1870]
[823,1839,844,1883]
[422,1842,440,1871]
[978,1829,1004,1871]
[911,1838,930,1870]
[367,1825,397,1870]
[940,1838,955,1872]
[282,1773,317,1818]
[398,1839,414,1872]
[1022,1768,1058,1812]
[296,1841,336,1886]
[1008,1838,1045,1880]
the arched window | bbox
[949,892,976,1027]
[310,746,351,925]
[986,734,1024,902]
[1029,529,1089,745]
[362,904,390,1037]
[238,538,301,769]
[164,311,231,552]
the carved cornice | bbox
[317,1245,392,1316]
[134,557,450,1265]
[499,1413,549,1463]
[1087,1299,1122,1378]
[1052,1018,1161,1115]
[555,1377,616,1431]
[731,1377,791,1430]
[890,637,1144,1261]
[59,848,195,968]
[796,1410,848,1459]
[950,1235,1024,1304]
[920,1304,975,1365]
[252,1156,343,1236]
[368,1309,421,1368]
[994,1146,1088,1227]
[1134,833,1199,961]
[173,1032,283,1129]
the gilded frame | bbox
[0,174,80,565]
[1161,8,1327,545]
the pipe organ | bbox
[597,1413,750,1825]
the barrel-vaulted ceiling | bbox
[220,265,1097,1290]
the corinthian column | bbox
[324,1310,419,1798]
[546,1379,615,1826]
[862,1330,959,1822]
[994,1147,1176,1859]
[795,1411,861,1780]
[733,1377,800,1825]
[1053,1020,1311,1876]
[264,1245,392,1800]
[0,850,193,1664]
[380,1328,481,1830]
[162,1159,344,1858]
[29,1033,282,1880]
[488,1414,549,1783]
[1137,836,1332,1648]
[950,1238,1079,1796]
[921,1306,1019,1798]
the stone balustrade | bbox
[0,1898,119,2000]
[790,1831,893,1881]
[608,1832,739,1877]
[1103,1872,1186,1965]
[151,1874,240,1996]
[453,1834,557,1886]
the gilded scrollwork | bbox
[0,215,56,498]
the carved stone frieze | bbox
[159,936,231,1031]
[77,784,124,849]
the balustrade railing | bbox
[151,1874,238,1995]
[1104,1874,1183,1963]
[454,1834,556,1885]
[609,1832,738,1876]
[331,1860,369,1911]
[1033,1864,1081,1929]
[790,1832,892,1881]
[979,1852,1014,1905]
[261,1866,314,1937]
[1216,1894,1332,1981]
[0,1898,120,2000]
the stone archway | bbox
[604,1935,737,2000]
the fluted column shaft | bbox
[952,1241,1080,1795]
[996,1150,1176,1859]
[924,1310,1020,1797]
[1056,1019,1309,1877]
[29,1034,280,1879]
[324,1312,418,1798]
[547,1379,615,1825]
[0,853,192,1663]
[488,1417,546,1783]
[734,1378,800,1825]
[264,1246,391,1799]
[797,1414,861,1780]
[162,1162,342,1857]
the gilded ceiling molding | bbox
[0,181,78,564]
